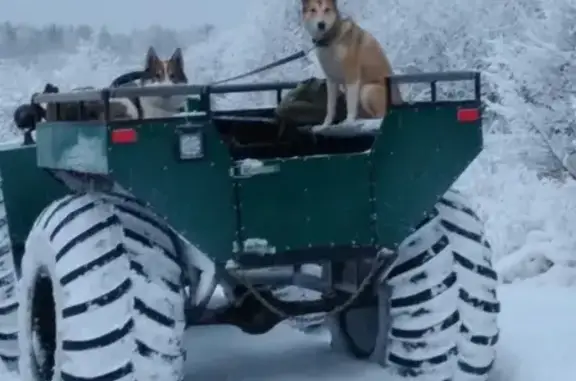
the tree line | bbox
[0,22,215,58]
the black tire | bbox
[0,183,19,368]
[329,189,499,380]
[18,193,186,381]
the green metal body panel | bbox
[0,142,67,268]
[107,119,237,257]
[372,105,482,247]
[236,152,374,253]
[30,102,481,262]
[36,121,108,174]
[2,73,482,267]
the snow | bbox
[242,238,277,255]
[2,0,576,380]
[184,284,576,381]
[57,134,108,174]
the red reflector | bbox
[457,108,480,123]
[111,128,137,144]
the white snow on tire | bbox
[0,182,18,368]
[438,189,500,380]
[101,191,188,301]
[327,189,499,381]
[18,193,186,381]
[384,208,460,380]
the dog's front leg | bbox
[343,81,360,125]
[321,79,338,128]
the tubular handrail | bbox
[31,70,480,105]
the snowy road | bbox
[0,283,572,381]
[181,284,576,381]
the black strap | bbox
[129,98,144,119]
[211,49,311,85]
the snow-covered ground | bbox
[3,0,576,379]
[180,283,576,381]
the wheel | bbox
[437,189,500,379]
[328,189,500,380]
[0,182,19,368]
[18,193,186,381]
[101,191,190,302]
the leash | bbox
[208,22,346,86]
[210,47,314,85]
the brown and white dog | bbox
[116,46,189,119]
[301,0,401,129]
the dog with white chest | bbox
[115,46,189,119]
[301,0,401,129]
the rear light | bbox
[457,108,480,123]
[111,128,137,144]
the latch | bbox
[230,159,280,178]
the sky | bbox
[0,0,247,31]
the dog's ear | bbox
[145,46,160,70]
[170,48,184,67]
[168,48,188,83]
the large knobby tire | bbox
[0,182,19,367]
[18,193,186,381]
[101,191,189,305]
[437,189,500,379]
[329,189,499,380]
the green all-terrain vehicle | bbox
[0,71,499,381]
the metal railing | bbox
[32,71,481,105]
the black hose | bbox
[110,71,145,88]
